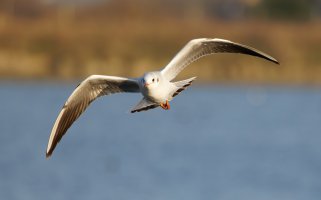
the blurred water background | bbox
[1,83,321,199]
[1,0,321,199]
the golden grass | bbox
[0,9,320,84]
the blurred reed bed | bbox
[0,1,320,84]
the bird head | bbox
[142,72,160,88]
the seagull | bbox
[46,38,279,157]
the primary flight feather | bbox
[46,38,279,158]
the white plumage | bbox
[46,38,279,157]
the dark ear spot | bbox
[157,78,159,82]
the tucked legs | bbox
[160,100,170,110]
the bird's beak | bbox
[144,83,150,87]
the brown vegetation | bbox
[0,0,321,84]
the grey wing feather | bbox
[46,75,140,158]
[130,98,159,113]
[161,38,279,81]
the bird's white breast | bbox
[142,81,175,103]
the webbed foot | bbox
[160,100,170,110]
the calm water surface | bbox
[0,82,321,200]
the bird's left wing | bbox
[161,38,279,81]
[46,75,140,158]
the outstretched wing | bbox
[46,75,140,158]
[161,38,279,81]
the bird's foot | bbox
[160,100,170,110]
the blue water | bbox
[1,82,321,200]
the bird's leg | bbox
[160,100,170,110]
[166,100,170,110]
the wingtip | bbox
[271,58,280,65]
[46,152,51,159]
[46,148,53,159]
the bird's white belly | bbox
[142,84,174,103]
[143,88,167,103]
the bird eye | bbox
[152,78,155,82]
[157,78,159,82]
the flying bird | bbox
[46,38,279,157]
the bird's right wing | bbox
[46,75,140,158]
[161,38,279,81]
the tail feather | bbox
[172,77,196,98]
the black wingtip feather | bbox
[131,104,159,113]
[46,151,52,159]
